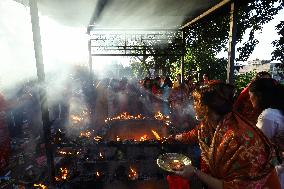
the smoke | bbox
[37,0,97,27]
[12,0,219,29]
[0,0,222,92]
[0,0,89,93]
[93,0,219,29]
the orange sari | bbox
[180,112,281,189]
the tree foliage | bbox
[272,21,284,63]
[234,70,256,94]
[130,1,284,81]
[236,0,283,61]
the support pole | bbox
[181,30,186,83]
[88,38,93,73]
[29,0,55,184]
[227,1,237,84]
[87,32,96,131]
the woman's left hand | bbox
[174,165,196,178]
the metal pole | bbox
[29,0,55,183]
[88,38,93,73]
[227,1,237,84]
[181,30,185,83]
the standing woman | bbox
[174,81,281,189]
[249,78,284,188]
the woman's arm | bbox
[175,125,199,144]
[175,165,223,189]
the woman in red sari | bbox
[233,71,272,124]
[174,81,281,189]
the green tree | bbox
[234,70,257,94]
[272,21,284,63]
[130,1,284,81]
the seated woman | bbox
[248,78,284,188]
[174,81,281,189]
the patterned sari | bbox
[180,112,281,189]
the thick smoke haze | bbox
[0,0,221,92]
[0,0,89,92]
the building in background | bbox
[237,59,284,81]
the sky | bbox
[218,8,284,62]
[0,0,283,89]
[248,8,284,61]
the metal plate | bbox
[156,153,191,173]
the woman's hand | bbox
[174,165,196,178]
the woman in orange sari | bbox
[174,81,281,189]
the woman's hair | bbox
[163,76,173,88]
[143,77,152,89]
[255,71,271,80]
[193,81,235,117]
[248,78,284,114]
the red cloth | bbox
[167,175,190,189]
[233,84,259,124]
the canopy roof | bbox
[88,0,226,29]
[17,0,233,29]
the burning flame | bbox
[58,150,80,156]
[151,130,161,140]
[154,111,170,120]
[71,115,83,123]
[99,152,104,159]
[105,112,145,123]
[94,136,102,141]
[96,171,100,177]
[33,183,47,189]
[128,167,138,180]
[139,134,148,141]
[105,112,171,126]
[80,131,91,138]
[58,151,72,155]
[116,136,121,141]
[55,168,68,181]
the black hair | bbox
[255,71,271,80]
[194,82,235,116]
[249,78,284,115]
[163,77,173,88]
[143,77,152,90]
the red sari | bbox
[233,84,259,124]
[180,112,281,189]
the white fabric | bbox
[256,108,284,188]
[256,108,284,139]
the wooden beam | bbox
[180,0,231,30]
